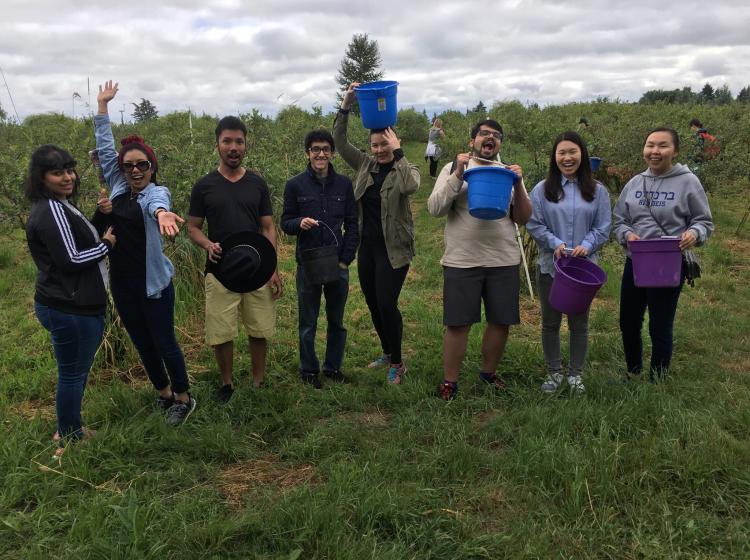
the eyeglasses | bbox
[307,146,332,155]
[122,160,152,173]
[477,130,503,140]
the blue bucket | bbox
[354,81,398,129]
[464,166,517,220]
[590,157,602,171]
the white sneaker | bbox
[541,373,564,393]
[567,375,585,395]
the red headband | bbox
[117,135,158,173]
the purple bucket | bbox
[590,157,602,171]
[549,256,607,315]
[628,238,681,287]
[464,166,517,220]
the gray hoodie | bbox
[613,163,714,253]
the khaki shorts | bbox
[204,273,276,345]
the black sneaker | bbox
[324,370,349,383]
[216,384,234,404]
[301,373,322,389]
[166,395,197,426]
[155,393,175,411]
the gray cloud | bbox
[1,0,749,120]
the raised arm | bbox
[332,83,369,172]
[384,128,420,195]
[94,80,128,199]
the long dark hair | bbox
[24,145,80,202]
[544,131,596,203]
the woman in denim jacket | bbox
[92,80,195,425]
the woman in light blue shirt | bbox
[527,131,611,394]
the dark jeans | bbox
[297,266,349,376]
[111,278,189,394]
[358,239,409,364]
[425,156,439,178]
[619,258,684,377]
[34,303,104,441]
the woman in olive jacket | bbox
[333,82,420,384]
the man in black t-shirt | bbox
[188,116,282,403]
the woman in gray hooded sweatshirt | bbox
[613,127,713,381]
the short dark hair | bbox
[24,145,80,202]
[470,119,504,140]
[304,129,335,152]
[369,127,388,138]
[544,131,596,203]
[215,116,247,142]
[689,118,703,128]
[644,127,680,152]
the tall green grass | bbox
[1,144,749,559]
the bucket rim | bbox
[464,166,518,181]
[355,80,399,91]
[554,256,607,287]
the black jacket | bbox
[281,164,359,265]
[26,198,111,315]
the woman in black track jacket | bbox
[25,145,116,456]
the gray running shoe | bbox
[166,396,197,426]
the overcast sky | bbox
[1,0,748,121]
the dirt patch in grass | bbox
[720,238,750,256]
[219,453,318,509]
[8,399,55,421]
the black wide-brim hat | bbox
[208,231,277,293]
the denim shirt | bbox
[527,178,612,276]
[280,164,359,265]
[94,114,174,298]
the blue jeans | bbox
[619,258,684,377]
[296,265,349,376]
[110,278,189,394]
[34,303,104,442]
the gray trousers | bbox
[537,268,590,377]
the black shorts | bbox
[443,265,520,326]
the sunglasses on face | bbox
[121,160,152,173]
[477,130,503,140]
[308,146,332,155]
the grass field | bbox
[1,143,749,559]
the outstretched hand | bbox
[97,80,119,112]
[158,211,185,238]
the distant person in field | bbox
[425,118,446,178]
[25,145,116,457]
[688,118,719,186]
[526,131,611,395]
[427,119,531,400]
[187,116,282,403]
[280,130,359,389]
[333,82,420,385]
[92,81,195,425]
[613,128,714,382]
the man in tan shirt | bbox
[427,119,532,400]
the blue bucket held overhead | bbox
[354,81,398,129]
[590,157,603,171]
[464,166,517,220]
